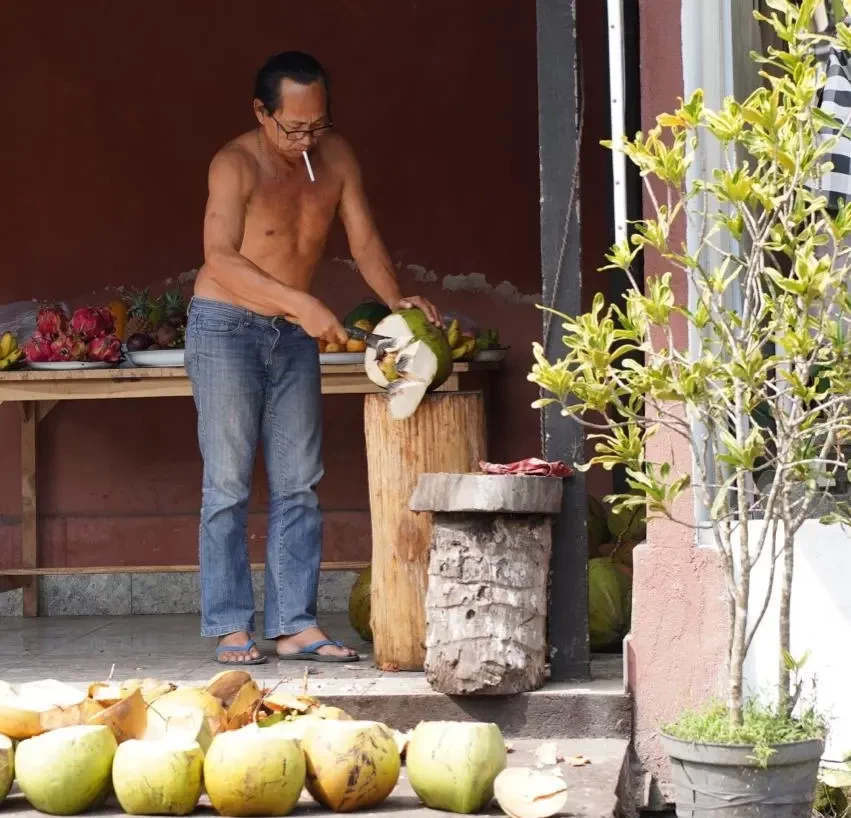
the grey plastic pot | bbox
[661,734,824,818]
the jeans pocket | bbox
[196,315,243,334]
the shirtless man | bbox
[186,51,439,664]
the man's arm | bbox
[337,142,440,325]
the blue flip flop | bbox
[216,638,267,665]
[277,639,360,663]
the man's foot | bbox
[276,626,359,662]
[216,631,266,664]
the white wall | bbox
[740,519,851,762]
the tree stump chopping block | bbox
[364,391,486,671]
[409,473,563,695]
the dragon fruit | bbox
[49,334,87,362]
[70,307,107,341]
[87,334,121,363]
[37,304,68,337]
[22,333,54,363]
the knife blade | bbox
[346,325,413,358]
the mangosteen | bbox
[155,323,179,348]
[148,343,162,351]
[126,333,152,352]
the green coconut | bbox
[364,309,453,420]
[343,299,392,329]
[606,493,647,544]
[112,739,203,816]
[348,568,373,642]
[588,557,631,651]
[0,734,13,804]
[15,724,117,815]
[406,721,507,814]
[587,495,610,558]
[204,727,305,817]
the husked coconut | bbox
[112,738,204,816]
[145,688,227,740]
[0,734,13,803]
[204,727,305,816]
[301,719,400,811]
[0,679,103,740]
[364,309,453,420]
[161,705,214,754]
[15,724,117,815]
[493,767,568,818]
[406,721,507,813]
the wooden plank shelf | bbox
[0,361,499,636]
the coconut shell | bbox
[0,680,104,740]
[0,734,13,803]
[493,767,568,818]
[87,688,146,743]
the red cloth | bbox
[478,458,575,478]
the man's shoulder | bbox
[321,132,360,173]
[209,133,260,179]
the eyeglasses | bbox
[271,116,334,141]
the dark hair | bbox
[253,51,330,114]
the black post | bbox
[536,0,590,681]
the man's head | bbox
[253,51,332,157]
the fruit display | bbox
[364,308,454,420]
[21,305,122,364]
[123,287,188,353]
[0,669,553,817]
[342,298,391,330]
[0,332,24,371]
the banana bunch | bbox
[0,332,24,371]
[445,319,478,361]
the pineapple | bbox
[124,287,154,336]
[160,287,187,328]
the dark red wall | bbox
[0,1,610,569]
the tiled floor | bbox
[0,612,624,694]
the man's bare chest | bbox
[246,172,341,239]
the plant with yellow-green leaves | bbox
[530,0,851,746]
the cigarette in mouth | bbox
[302,151,315,183]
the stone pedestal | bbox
[409,473,563,695]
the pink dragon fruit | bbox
[37,304,68,337]
[22,332,54,363]
[87,333,121,363]
[70,307,106,341]
[49,333,87,362]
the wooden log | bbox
[410,473,564,695]
[424,515,553,694]
[364,391,486,670]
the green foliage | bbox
[530,0,851,730]
[664,699,827,768]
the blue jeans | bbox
[185,296,323,640]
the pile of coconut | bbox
[0,672,569,817]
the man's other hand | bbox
[395,295,440,326]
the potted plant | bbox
[529,2,851,816]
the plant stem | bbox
[778,526,795,718]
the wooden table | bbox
[0,362,495,616]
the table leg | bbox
[20,401,38,616]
